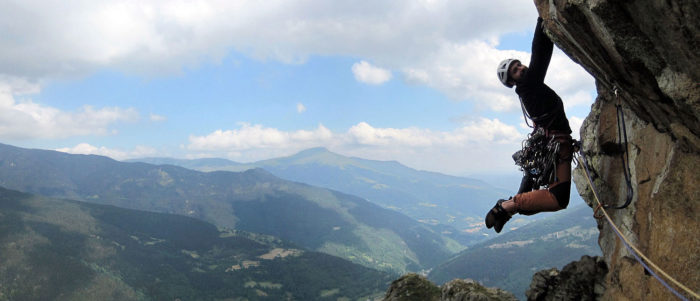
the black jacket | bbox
[515,17,571,134]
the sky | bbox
[0,0,596,176]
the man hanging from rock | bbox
[486,16,575,233]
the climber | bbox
[486,17,574,233]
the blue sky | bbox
[0,0,595,176]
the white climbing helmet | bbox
[497,58,520,88]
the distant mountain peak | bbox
[294,147,332,156]
[272,147,350,166]
[301,146,330,153]
[241,167,275,178]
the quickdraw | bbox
[612,87,634,209]
[578,86,635,210]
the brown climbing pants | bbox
[514,134,573,215]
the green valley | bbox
[0,186,392,300]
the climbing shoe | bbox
[485,199,512,233]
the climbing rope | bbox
[576,148,700,300]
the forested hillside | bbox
[0,186,392,300]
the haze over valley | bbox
[0,143,598,300]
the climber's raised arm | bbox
[527,17,553,85]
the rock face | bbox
[526,255,608,301]
[534,0,699,300]
[383,274,517,301]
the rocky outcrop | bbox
[383,274,517,301]
[526,255,607,301]
[534,0,699,300]
[441,279,518,301]
[384,274,441,301]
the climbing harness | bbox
[514,94,568,190]
[520,98,535,129]
[518,96,564,130]
[512,127,569,189]
[576,147,699,301]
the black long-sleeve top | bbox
[515,17,572,134]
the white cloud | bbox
[0,0,595,114]
[0,1,596,174]
[352,61,392,85]
[296,102,306,113]
[547,51,597,96]
[0,88,139,140]
[568,116,585,140]
[186,119,525,174]
[56,143,158,160]
[0,76,41,95]
[150,113,167,122]
[402,41,530,111]
[561,90,595,110]
[348,122,431,146]
[187,123,334,158]
[346,118,520,147]
[401,43,595,112]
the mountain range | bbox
[0,186,392,300]
[0,143,460,274]
[131,147,547,245]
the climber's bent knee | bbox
[549,181,571,209]
[513,189,562,215]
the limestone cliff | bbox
[534,0,699,300]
